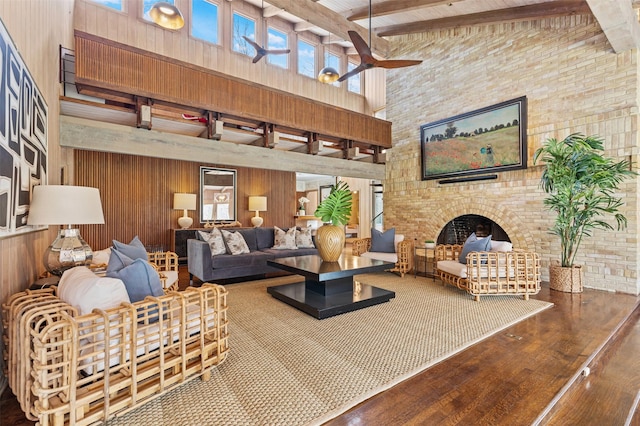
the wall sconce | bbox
[27,185,105,276]
[248,196,267,227]
[174,193,197,229]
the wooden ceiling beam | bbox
[585,0,640,52]
[347,0,464,22]
[264,0,389,56]
[376,0,592,36]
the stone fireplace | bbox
[436,214,509,245]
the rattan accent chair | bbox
[352,236,413,277]
[435,244,541,301]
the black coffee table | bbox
[266,254,395,319]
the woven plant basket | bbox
[549,261,583,293]
[316,224,345,262]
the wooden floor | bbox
[2,270,639,426]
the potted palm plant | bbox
[314,181,352,261]
[533,133,635,292]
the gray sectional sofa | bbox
[187,227,318,283]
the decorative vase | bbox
[316,224,345,262]
[425,242,436,249]
[549,261,583,293]
[298,209,305,216]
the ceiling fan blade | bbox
[265,49,291,55]
[252,52,266,63]
[347,30,372,59]
[242,36,261,51]
[375,59,423,69]
[337,64,367,82]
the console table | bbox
[266,254,395,319]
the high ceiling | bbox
[245,0,640,56]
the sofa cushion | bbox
[198,229,227,256]
[91,247,111,265]
[106,250,164,303]
[255,227,275,250]
[459,235,492,263]
[112,236,148,261]
[261,247,318,258]
[361,251,398,263]
[490,240,513,252]
[370,228,396,253]
[221,229,250,255]
[58,266,130,316]
[236,228,258,252]
[273,226,298,250]
[211,251,272,269]
[295,227,315,248]
[437,260,468,279]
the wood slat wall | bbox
[75,150,296,251]
[74,32,392,149]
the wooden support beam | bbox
[136,97,152,130]
[308,133,320,155]
[376,0,592,37]
[586,0,640,52]
[348,0,464,22]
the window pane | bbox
[191,0,219,44]
[233,13,256,56]
[298,40,316,78]
[347,61,361,93]
[90,0,123,11]
[143,0,174,21]
[267,27,288,68]
[325,52,340,86]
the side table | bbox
[413,246,436,280]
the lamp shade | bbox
[149,1,184,30]
[174,193,196,210]
[318,66,340,83]
[248,196,267,212]
[27,185,105,226]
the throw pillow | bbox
[464,232,478,244]
[459,234,492,264]
[198,229,226,256]
[295,227,315,248]
[273,226,298,250]
[370,228,396,253]
[220,229,250,255]
[112,236,148,261]
[106,249,164,303]
[58,266,130,317]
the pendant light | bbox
[318,32,340,83]
[150,1,185,30]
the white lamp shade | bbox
[248,196,267,212]
[174,193,196,210]
[27,185,105,226]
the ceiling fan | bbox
[337,0,422,82]
[244,0,291,64]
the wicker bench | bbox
[435,244,541,301]
[2,284,228,425]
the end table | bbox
[413,246,436,280]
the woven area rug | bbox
[109,273,552,425]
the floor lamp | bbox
[27,185,105,276]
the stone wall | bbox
[385,15,639,294]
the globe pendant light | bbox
[318,32,340,83]
[150,2,184,30]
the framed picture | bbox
[420,96,527,181]
[319,185,332,202]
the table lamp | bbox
[27,185,105,276]
[174,193,197,229]
[248,196,267,227]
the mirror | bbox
[200,167,237,223]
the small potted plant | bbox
[298,196,310,216]
[314,181,352,261]
[424,240,436,249]
[533,133,635,292]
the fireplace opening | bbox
[436,214,510,245]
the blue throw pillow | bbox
[112,236,148,261]
[370,228,396,253]
[106,250,163,302]
[459,235,492,264]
